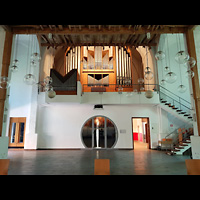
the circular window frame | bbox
[81,115,118,149]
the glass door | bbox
[8,117,26,148]
[94,117,105,148]
[81,116,118,149]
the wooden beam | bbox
[11,26,188,35]
[41,42,157,48]
[0,31,13,137]
[186,29,200,136]
[1,31,13,77]
[188,25,198,31]
[0,25,11,32]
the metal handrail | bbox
[159,91,192,111]
[165,123,192,139]
[159,85,191,105]
[164,124,193,148]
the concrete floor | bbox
[7,142,190,175]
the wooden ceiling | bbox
[1,25,196,48]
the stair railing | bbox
[159,91,192,115]
[165,124,193,147]
[158,85,192,109]
[158,85,193,119]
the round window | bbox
[81,116,118,149]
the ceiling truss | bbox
[1,25,196,48]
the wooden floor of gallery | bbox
[7,142,190,175]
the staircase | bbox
[159,85,193,122]
[165,126,193,156]
[158,85,194,155]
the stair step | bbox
[179,142,188,146]
[175,147,184,150]
[179,145,188,148]
[173,149,181,152]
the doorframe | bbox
[131,117,151,150]
[8,117,26,148]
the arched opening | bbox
[81,115,118,149]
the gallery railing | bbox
[82,83,159,93]
[82,83,193,113]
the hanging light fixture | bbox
[144,47,154,80]
[30,60,37,67]
[144,71,154,80]
[177,84,187,93]
[0,76,10,89]
[144,66,151,73]
[11,35,19,73]
[185,69,195,78]
[24,74,36,85]
[160,79,166,86]
[10,63,19,73]
[155,51,165,61]
[185,57,196,68]
[176,34,187,93]
[138,78,144,84]
[165,72,177,84]
[175,34,189,64]
[48,87,56,99]
[175,50,189,64]
[159,52,166,86]
[145,90,154,98]
[31,52,41,62]
[140,86,145,91]
[30,35,41,62]
[24,35,36,86]
[165,35,177,84]
[133,89,138,93]
[126,92,133,97]
[164,66,170,73]
[44,76,53,85]
[118,87,123,94]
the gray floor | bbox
[7,143,190,175]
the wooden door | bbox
[8,117,26,148]
[146,118,151,149]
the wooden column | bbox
[0,31,13,137]
[186,29,200,136]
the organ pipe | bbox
[121,47,124,83]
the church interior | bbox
[0,25,200,175]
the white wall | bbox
[6,35,40,149]
[36,102,160,149]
